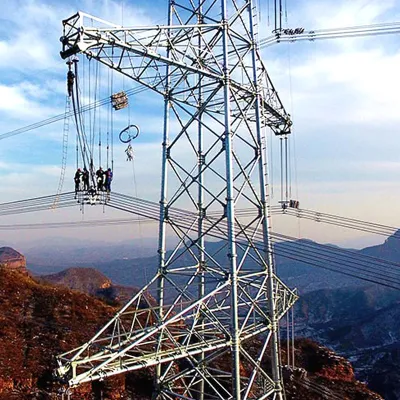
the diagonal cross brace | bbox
[60,11,291,134]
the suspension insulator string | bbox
[74,59,97,189]
[98,64,102,169]
[86,58,96,182]
[107,131,110,170]
[71,60,88,171]
[99,128,102,169]
[111,66,114,172]
[288,134,292,199]
[76,132,79,170]
[70,58,88,210]
[284,0,288,25]
[270,128,274,198]
[106,68,110,170]
[88,58,92,157]
[92,61,100,159]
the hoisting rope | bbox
[111,53,115,172]
[70,59,97,189]
[88,57,92,162]
[280,136,283,202]
[127,101,147,282]
[98,127,102,169]
[94,61,101,169]
[91,60,100,166]
[269,128,274,198]
[70,61,88,170]
[76,130,79,170]
[285,135,288,202]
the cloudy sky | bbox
[0,0,399,251]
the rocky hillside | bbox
[0,247,27,273]
[361,229,400,262]
[40,267,140,305]
[295,285,400,399]
[0,260,384,400]
[40,267,112,294]
[0,267,154,399]
[281,339,382,400]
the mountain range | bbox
[5,230,400,398]
[0,260,382,399]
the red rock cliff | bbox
[0,247,27,274]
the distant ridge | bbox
[40,266,142,305]
[41,267,112,295]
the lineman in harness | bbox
[74,168,82,196]
[96,167,105,191]
[105,168,113,193]
[82,167,89,191]
[67,64,75,97]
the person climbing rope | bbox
[74,168,82,196]
[105,168,113,193]
[125,144,134,161]
[82,167,89,191]
[96,167,105,191]
[67,69,75,97]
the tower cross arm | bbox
[59,11,292,135]
[60,11,222,83]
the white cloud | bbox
[284,0,397,33]
[0,83,62,121]
[0,0,398,248]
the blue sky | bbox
[0,0,399,250]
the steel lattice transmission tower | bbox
[56,1,297,399]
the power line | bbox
[1,21,399,142]
[259,21,400,47]
[0,217,155,230]
[0,86,148,142]
[106,193,400,290]
[1,190,400,289]
[271,206,400,239]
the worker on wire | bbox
[125,144,134,161]
[96,167,105,191]
[67,68,75,97]
[105,168,113,193]
[66,59,78,97]
[74,168,82,196]
[82,167,89,191]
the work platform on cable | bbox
[73,166,113,205]
[65,56,139,208]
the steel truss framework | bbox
[56,1,297,399]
